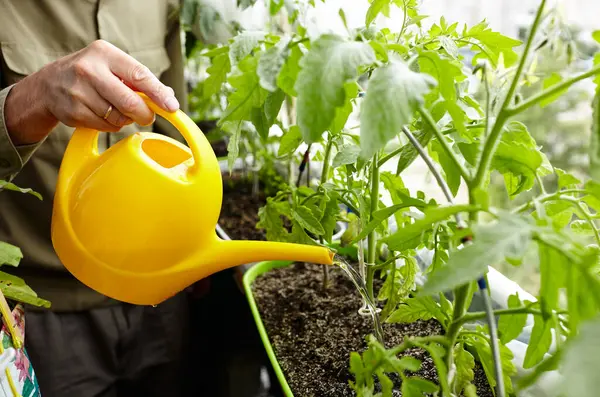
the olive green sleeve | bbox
[0,85,43,180]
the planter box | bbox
[243,260,295,397]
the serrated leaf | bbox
[360,59,436,159]
[278,126,302,156]
[292,206,325,236]
[571,220,595,236]
[383,205,476,251]
[0,271,50,308]
[540,73,566,107]
[320,192,340,243]
[252,88,285,141]
[381,172,428,227]
[333,145,360,168]
[395,130,435,174]
[204,52,231,99]
[220,56,268,124]
[402,377,438,397]
[523,316,553,368]
[439,35,459,58]
[556,168,581,189]
[229,31,265,66]
[0,242,22,267]
[296,35,375,143]
[257,198,291,242]
[454,345,475,393]
[498,294,527,344]
[463,21,522,66]
[365,0,391,26]
[387,296,435,323]
[421,214,534,295]
[222,121,243,172]
[331,82,359,135]
[258,40,288,91]
[465,335,516,393]
[560,315,600,397]
[590,91,600,181]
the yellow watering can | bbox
[51,93,334,306]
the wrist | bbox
[5,73,58,145]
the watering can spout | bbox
[203,238,335,272]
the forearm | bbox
[5,73,58,145]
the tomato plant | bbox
[194,0,600,395]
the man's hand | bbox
[4,40,180,145]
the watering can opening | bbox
[140,138,192,169]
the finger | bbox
[63,103,123,133]
[76,84,132,127]
[104,44,179,112]
[92,71,155,126]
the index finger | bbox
[105,44,179,112]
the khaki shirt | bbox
[0,0,188,311]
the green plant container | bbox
[243,260,295,397]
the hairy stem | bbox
[320,137,334,288]
[472,0,547,190]
[366,153,380,302]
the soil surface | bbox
[219,174,267,241]
[252,263,493,397]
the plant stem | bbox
[507,63,600,116]
[419,108,471,183]
[472,0,547,190]
[366,153,380,303]
[557,196,600,245]
[455,305,542,327]
[512,189,588,213]
[320,136,334,288]
[482,285,506,397]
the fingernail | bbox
[165,96,179,112]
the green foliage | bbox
[0,242,22,267]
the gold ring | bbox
[103,105,113,120]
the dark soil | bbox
[252,263,493,397]
[219,174,267,241]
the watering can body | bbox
[51,94,333,306]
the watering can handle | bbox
[69,92,208,174]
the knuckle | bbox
[130,64,151,84]
[119,94,140,114]
[72,59,91,78]
[89,39,109,52]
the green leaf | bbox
[220,56,268,124]
[561,315,600,397]
[296,35,375,143]
[229,31,265,66]
[556,168,581,189]
[421,214,534,295]
[331,82,359,135]
[0,180,42,200]
[237,0,258,9]
[222,121,242,172]
[430,139,461,197]
[540,73,566,107]
[353,204,408,244]
[394,130,434,174]
[593,30,600,44]
[387,296,436,323]
[365,0,390,26]
[571,220,595,236]
[277,45,302,97]
[498,294,528,344]
[539,243,567,312]
[257,198,291,242]
[0,242,22,267]
[439,35,459,58]
[0,271,50,308]
[320,192,340,243]
[463,21,522,66]
[383,205,476,251]
[360,59,436,159]
[252,88,285,141]
[494,121,543,196]
[590,91,600,182]
[258,40,288,92]
[278,126,302,156]
[465,334,516,394]
[332,144,360,168]
[401,377,438,397]
[269,0,285,15]
[204,52,231,99]
[292,206,325,236]
[523,316,553,369]
[418,50,464,102]
[454,344,475,394]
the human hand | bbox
[5,40,180,145]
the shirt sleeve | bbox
[0,85,43,181]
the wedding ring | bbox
[103,105,113,120]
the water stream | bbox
[334,254,385,346]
